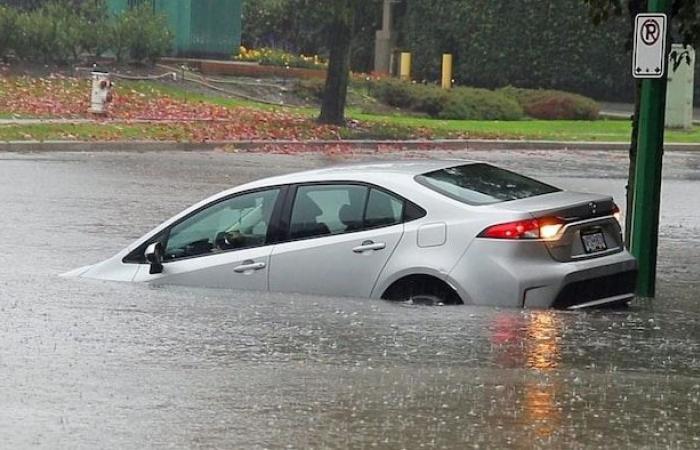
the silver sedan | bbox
[66,160,638,309]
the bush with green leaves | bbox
[500,87,600,120]
[10,1,102,63]
[368,79,524,121]
[112,4,173,63]
[0,5,18,59]
[293,78,326,100]
[439,87,524,120]
[1,0,171,63]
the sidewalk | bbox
[600,102,700,124]
[1,138,699,153]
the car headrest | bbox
[339,203,362,230]
[295,193,323,219]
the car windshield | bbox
[416,163,560,205]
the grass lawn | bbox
[1,78,698,143]
[349,111,700,143]
[138,82,700,143]
[0,122,187,141]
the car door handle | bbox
[233,261,266,273]
[353,241,386,253]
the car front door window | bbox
[165,189,280,260]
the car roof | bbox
[240,159,479,190]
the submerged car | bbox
[66,160,637,309]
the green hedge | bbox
[500,86,600,120]
[293,78,326,101]
[400,0,635,102]
[0,1,172,63]
[295,77,599,121]
[369,79,525,120]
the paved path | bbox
[600,101,700,124]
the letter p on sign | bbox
[633,14,667,79]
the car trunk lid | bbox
[499,191,623,262]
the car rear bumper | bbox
[523,261,637,309]
[447,239,638,309]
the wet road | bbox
[1,149,699,449]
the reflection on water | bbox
[526,311,561,372]
[491,311,563,441]
[524,312,562,440]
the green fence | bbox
[109,0,241,59]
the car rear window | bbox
[416,163,560,205]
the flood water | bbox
[1,149,698,449]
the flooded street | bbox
[1,149,699,449]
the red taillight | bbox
[479,217,564,240]
[612,203,622,224]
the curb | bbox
[1,139,699,153]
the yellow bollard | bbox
[399,52,412,81]
[442,54,453,89]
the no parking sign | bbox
[633,13,668,78]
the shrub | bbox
[500,86,600,120]
[3,1,170,64]
[235,46,326,70]
[76,0,111,61]
[14,8,59,61]
[439,87,524,120]
[112,4,173,63]
[369,79,523,120]
[370,79,430,110]
[0,6,18,58]
[294,78,326,101]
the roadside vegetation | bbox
[235,46,327,70]
[1,70,698,143]
[0,1,172,64]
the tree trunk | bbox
[318,2,354,125]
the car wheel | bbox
[403,294,445,306]
[383,275,462,306]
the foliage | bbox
[0,0,171,63]
[439,87,524,120]
[0,0,82,9]
[235,46,327,69]
[399,0,634,102]
[500,87,600,120]
[585,0,700,47]
[11,2,80,62]
[369,79,524,120]
[112,4,173,63]
[241,0,381,73]
[299,77,597,121]
[0,6,17,58]
[293,78,326,100]
[584,0,700,104]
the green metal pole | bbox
[629,0,671,298]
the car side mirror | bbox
[145,242,164,275]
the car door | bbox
[269,184,406,298]
[133,188,282,291]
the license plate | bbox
[581,230,608,253]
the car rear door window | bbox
[365,188,404,228]
[416,163,560,205]
[290,185,368,239]
[164,188,280,260]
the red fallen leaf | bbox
[1,73,433,142]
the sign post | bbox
[629,1,671,298]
